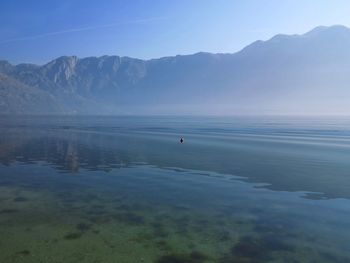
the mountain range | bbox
[1,25,350,115]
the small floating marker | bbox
[180,138,184,143]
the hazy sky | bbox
[1,0,350,64]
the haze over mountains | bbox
[1,25,350,115]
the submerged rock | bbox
[17,250,30,256]
[64,232,82,240]
[156,251,208,263]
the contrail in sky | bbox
[0,16,167,44]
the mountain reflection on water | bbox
[1,115,350,199]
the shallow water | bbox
[0,116,350,263]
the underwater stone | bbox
[156,251,208,263]
[17,250,30,256]
[64,232,82,240]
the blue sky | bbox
[1,0,350,64]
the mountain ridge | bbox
[1,25,350,115]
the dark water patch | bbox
[115,204,131,211]
[13,196,28,202]
[195,219,209,227]
[302,192,329,200]
[88,216,112,224]
[253,223,275,234]
[87,209,108,216]
[90,204,105,210]
[153,225,169,238]
[191,218,210,234]
[226,235,293,262]
[156,251,208,263]
[56,192,77,203]
[319,251,345,263]
[130,203,144,210]
[64,232,82,240]
[76,222,92,232]
[188,243,196,250]
[114,212,145,225]
[164,167,188,173]
[80,193,100,203]
[151,221,163,229]
[219,255,259,263]
[189,251,208,262]
[105,241,115,249]
[217,230,231,241]
[0,180,13,187]
[154,214,172,223]
[0,209,18,214]
[128,232,154,244]
[103,238,117,249]
[235,220,247,225]
[214,217,226,226]
[259,235,293,252]
[156,240,172,251]
[16,250,31,256]
[59,197,76,204]
[253,223,297,240]
[173,205,190,211]
[86,204,107,216]
[254,217,297,239]
[174,216,190,235]
[232,237,269,259]
[111,196,122,201]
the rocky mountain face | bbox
[0,73,61,114]
[1,25,350,115]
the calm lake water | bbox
[0,116,349,263]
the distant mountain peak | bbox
[0,60,14,74]
[239,24,350,56]
[304,25,350,37]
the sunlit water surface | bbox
[0,116,350,263]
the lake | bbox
[0,116,349,263]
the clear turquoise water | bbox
[0,116,349,262]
